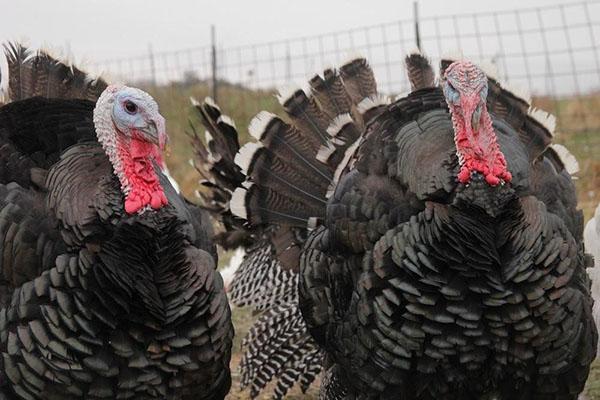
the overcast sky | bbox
[0,0,588,61]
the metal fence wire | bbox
[91,0,600,134]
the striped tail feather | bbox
[194,57,387,400]
[405,51,436,91]
[3,42,107,103]
[240,302,322,400]
[189,97,250,249]
[233,57,389,228]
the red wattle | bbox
[117,136,169,214]
[452,103,512,187]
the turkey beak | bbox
[142,114,168,150]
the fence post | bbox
[148,43,157,87]
[413,1,421,51]
[211,25,218,102]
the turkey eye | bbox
[124,101,138,114]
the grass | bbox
[148,81,600,399]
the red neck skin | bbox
[116,132,168,214]
[451,98,512,186]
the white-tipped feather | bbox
[316,144,336,164]
[190,96,200,106]
[248,111,277,141]
[307,217,319,230]
[340,52,368,68]
[217,114,236,128]
[394,90,412,101]
[585,204,600,268]
[230,186,249,220]
[551,144,580,175]
[205,130,213,145]
[327,137,362,199]
[407,47,422,56]
[235,142,264,175]
[221,247,245,292]
[276,85,304,105]
[357,94,390,115]
[203,96,220,110]
[326,113,354,137]
[162,165,181,194]
[528,107,556,136]
[501,80,531,104]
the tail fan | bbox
[233,57,389,228]
[3,42,107,103]
[405,51,436,91]
[189,97,249,249]
[191,57,387,399]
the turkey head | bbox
[93,85,169,214]
[443,61,512,187]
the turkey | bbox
[0,43,232,399]
[189,97,325,399]
[207,51,597,399]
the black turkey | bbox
[209,52,597,399]
[0,43,232,399]
[189,97,325,399]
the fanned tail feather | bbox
[405,51,436,91]
[189,97,249,249]
[3,42,107,103]
[234,57,388,227]
[195,57,387,399]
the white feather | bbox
[248,111,277,141]
[162,165,180,194]
[230,186,249,220]
[551,144,579,175]
[326,113,354,137]
[585,203,600,268]
[394,90,412,101]
[217,114,236,128]
[203,96,220,110]
[528,107,556,136]
[204,130,213,145]
[340,53,368,68]
[501,81,532,104]
[220,247,245,292]
[276,84,304,105]
[357,94,390,115]
[327,137,362,198]
[234,142,263,175]
[189,96,200,107]
[407,47,423,56]
[316,144,336,163]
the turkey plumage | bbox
[0,43,232,400]
[190,97,324,399]
[206,52,596,400]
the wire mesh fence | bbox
[91,0,600,134]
